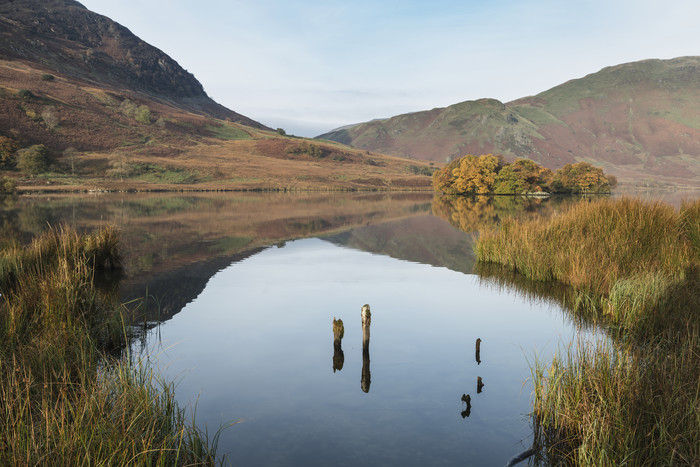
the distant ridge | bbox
[318,57,700,187]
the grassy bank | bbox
[0,226,221,465]
[476,197,700,464]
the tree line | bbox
[433,154,617,195]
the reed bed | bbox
[476,197,700,465]
[0,226,221,465]
[476,197,699,338]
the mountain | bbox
[0,0,433,191]
[0,0,263,126]
[318,57,700,188]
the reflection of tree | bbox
[432,194,583,235]
[432,195,540,233]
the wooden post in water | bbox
[477,376,484,394]
[361,304,371,351]
[332,318,344,372]
[475,338,482,365]
[361,304,371,393]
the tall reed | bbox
[476,197,700,465]
[0,226,222,465]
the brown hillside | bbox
[318,57,700,188]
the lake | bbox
[2,190,689,466]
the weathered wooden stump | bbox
[361,304,372,392]
[477,376,484,393]
[361,304,371,351]
[332,318,344,372]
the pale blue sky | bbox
[79,0,700,136]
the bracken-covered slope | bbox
[318,57,700,187]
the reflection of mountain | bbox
[120,247,267,322]
[1,192,437,322]
[325,215,477,274]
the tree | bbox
[0,136,20,169]
[494,158,553,194]
[41,106,60,130]
[17,144,49,176]
[450,154,502,194]
[432,158,461,194]
[63,147,78,175]
[553,162,611,193]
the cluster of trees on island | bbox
[433,154,617,195]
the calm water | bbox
[6,191,691,465]
[141,236,591,466]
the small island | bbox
[432,154,617,195]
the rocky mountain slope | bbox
[0,0,260,124]
[318,57,700,187]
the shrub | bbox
[41,73,55,81]
[408,164,435,176]
[17,89,34,99]
[135,105,151,124]
[119,99,138,118]
[17,144,49,176]
[286,142,324,158]
[0,135,20,169]
[119,99,151,124]
[0,176,16,194]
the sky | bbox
[78,0,700,137]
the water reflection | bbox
[475,337,482,365]
[361,348,371,394]
[476,262,598,332]
[0,192,436,322]
[431,194,568,234]
[332,318,344,373]
[460,394,471,418]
